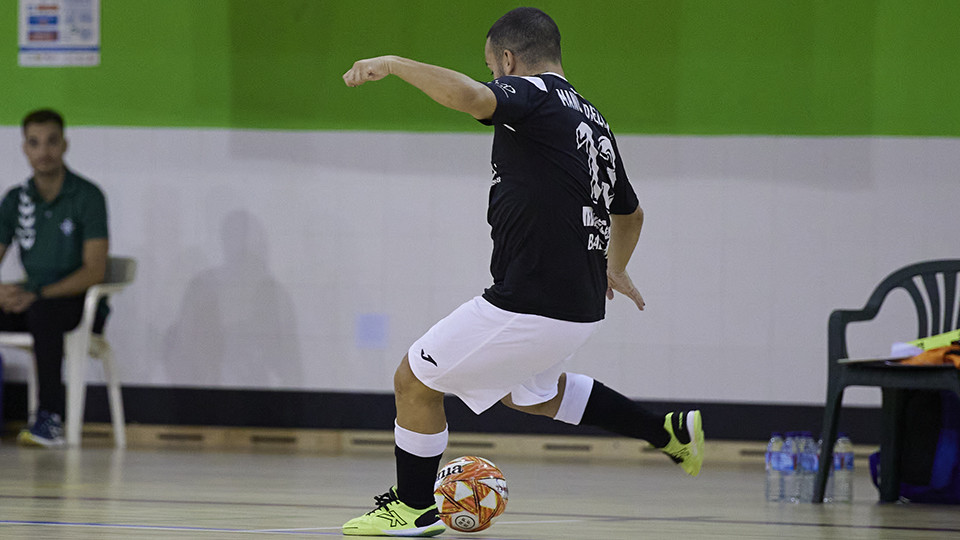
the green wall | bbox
[2,0,958,136]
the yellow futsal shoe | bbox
[343,487,445,537]
[660,410,705,477]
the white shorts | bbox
[408,296,601,414]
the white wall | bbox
[1,127,957,406]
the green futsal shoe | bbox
[342,487,445,537]
[660,410,705,477]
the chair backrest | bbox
[865,259,960,340]
[105,256,137,285]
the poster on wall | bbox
[18,0,100,67]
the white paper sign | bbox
[18,0,100,67]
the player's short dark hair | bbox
[22,108,65,134]
[487,7,562,67]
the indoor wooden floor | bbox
[1,444,958,539]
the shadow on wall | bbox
[163,210,301,388]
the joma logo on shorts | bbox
[420,349,437,366]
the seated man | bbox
[0,108,109,447]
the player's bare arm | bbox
[343,55,497,120]
[606,207,645,311]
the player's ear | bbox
[502,49,517,75]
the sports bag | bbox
[870,390,960,503]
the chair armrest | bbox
[77,281,133,334]
[828,307,881,363]
[88,282,133,299]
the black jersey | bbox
[479,73,639,323]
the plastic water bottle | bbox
[783,432,800,502]
[765,432,785,501]
[832,434,854,503]
[798,431,819,502]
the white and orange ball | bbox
[433,456,508,532]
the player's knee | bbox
[394,356,441,403]
[393,357,416,394]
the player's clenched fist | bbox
[343,56,395,87]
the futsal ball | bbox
[433,455,508,533]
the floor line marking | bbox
[4,505,960,535]
[0,521,333,536]
[494,519,585,525]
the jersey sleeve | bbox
[607,131,639,215]
[81,185,109,240]
[0,188,19,246]
[479,76,550,126]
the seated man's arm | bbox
[39,237,108,299]
[0,243,18,310]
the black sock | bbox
[395,446,443,509]
[579,380,670,448]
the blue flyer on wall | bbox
[18,0,100,67]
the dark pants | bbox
[0,297,86,417]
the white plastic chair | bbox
[0,256,136,447]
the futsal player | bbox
[341,7,704,536]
